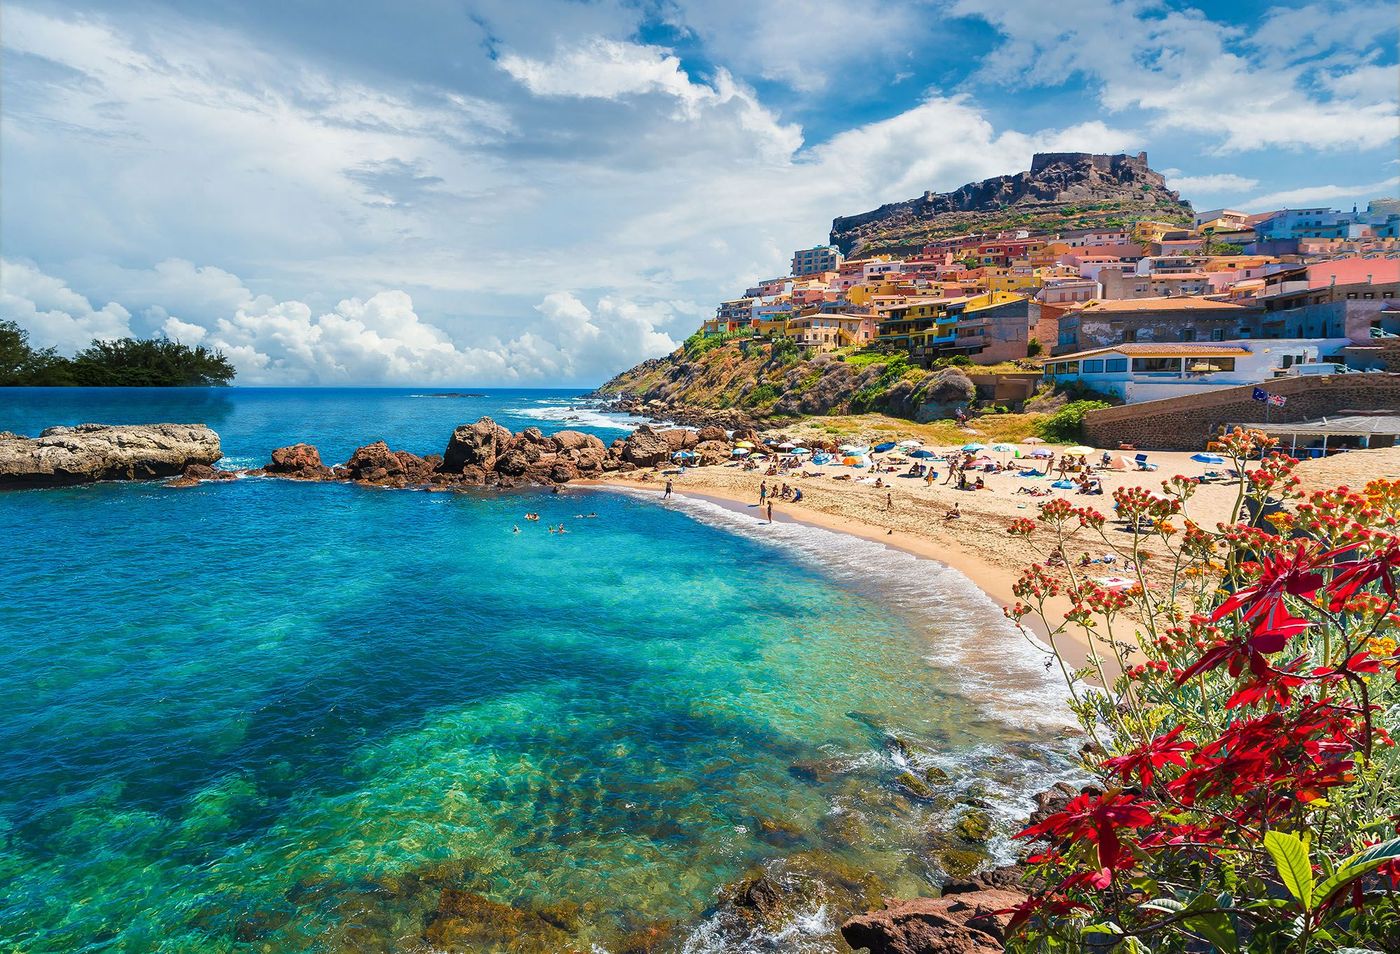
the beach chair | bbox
[1134,453,1157,471]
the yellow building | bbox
[1133,220,1183,245]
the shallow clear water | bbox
[0,389,1074,952]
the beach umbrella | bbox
[961,442,986,453]
[1022,437,1045,445]
[839,444,869,455]
[731,447,750,456]
[897,438,922,447]
[873,441,897,453]
[991,442,1017,462]
[1032,449,1053,459]
[777,441,796,449]
[1065,445,1094,455]
[735,440,754,449]
[672,450,697,459]
[1190,452,1225,465]
[910,449,936,459]
[791,447,811,456]
[842,455,869,467]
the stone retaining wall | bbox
[1083,373,1400,451]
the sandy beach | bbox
[583,441,1400,674]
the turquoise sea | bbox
[0,388,1075,952]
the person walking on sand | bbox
[766,501,773,523]
[886,491,893,511]
[760,481,768,505]
[663,479,673,499]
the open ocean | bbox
[0,388,1075,952]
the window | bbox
[1182,329,1196,342]
[1082,359,1105,374]
[1131,357,1181,373]
[1105,358,1128,373]
[1211,328,1225,341]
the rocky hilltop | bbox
[830,152,1192,255]
[0,423,222,487]
[594,337,980,425]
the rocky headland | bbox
[0,423,222,487]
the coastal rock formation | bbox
[164,463,239,489]
[0,423,222,487]
[619,425,674,468]
[443,418,515,472]
[265,443,335,480]
[840,887,1025,954]
[830,152,1191,255]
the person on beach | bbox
[886,491,893,511]
[792,487,803,502]
[759,481,768,505]
[766,501,773,523]
[663,479,673,499]
[944,503,961,520]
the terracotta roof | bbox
[1073,296,1247,313]
[1048,343,1252,361]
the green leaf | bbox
[1313,836,1400,906]
[1264,830,1314,909]
[1181,911,1237,951]
[1139,898,1185,914]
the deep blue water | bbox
[0,388,1071,952]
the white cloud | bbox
[1166,173,1260,196]
[1241,176,1400,212]
[0,259,132,351]
[952,0,1399,154]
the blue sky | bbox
[2,0,1397,385]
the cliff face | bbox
[830,152,1192,255]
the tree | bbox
[1026,337,1044,358]
[0,321,236,386]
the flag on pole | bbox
[1252,387,1268,403]
[1268,393,1287,407]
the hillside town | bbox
[699,199,1400,415]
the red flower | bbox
[1102,725,1195,786]
[1325,537,1400,607]
[1017,791,1155,877]
[1211,541,1324,648]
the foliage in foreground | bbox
[1005,428,1400,952]
[0,320,235,386]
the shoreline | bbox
[576,475,1088,671]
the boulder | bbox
[518,426,559,451]
[841,888,1026,954]
[694,440,732,465]
[554,430,605,452]
[0,423,222,487]
[443,417,515,472]
[660,428,697,451]
[572,446,608,473]
[696,425,727,443]
[620,425,672,467]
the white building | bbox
[1041,339,1348,403]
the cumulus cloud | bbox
[0,259,132,351]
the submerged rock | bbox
[423,889,581,953]
[0,423,222,487]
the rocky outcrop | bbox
[265,443,335,480]
[840,887,1025,954]
[830,152,1191,255]
[239,416,727,492]
[0,423,222,487]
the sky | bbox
[2,0,1397,386]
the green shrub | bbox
[744,383,780,408]
[1034,399,1110,442]
[1026,337,1043,358]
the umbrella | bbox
[873,441,897,453]
[1032,449,1053,459]
[791,447,811,456]
[1022,437,1045,445]
[961,442,986,452]
[842,455,868,467]
[1191,453,1225,465]
[672,450,697,459]
[910,449,936,459]
[897,439,922,447]
[839,444,870,455]
[735,440,754,449]
[731,448,750,456]
[1065,445,1094,455]
[777,441,796,449]
[991,442,1016,453]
